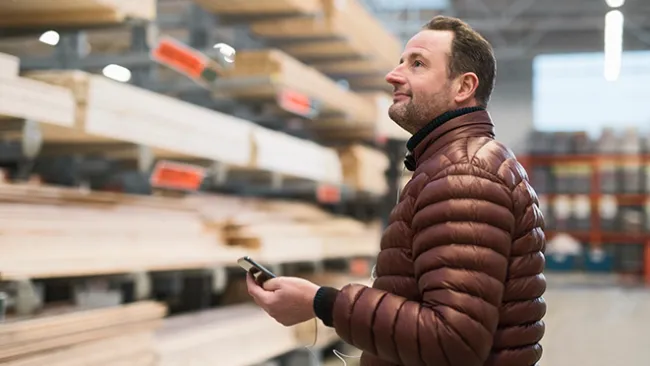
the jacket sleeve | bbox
[331,166,515,366]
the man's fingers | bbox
[246,273,272,303]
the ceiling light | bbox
[102,64,131,83]
[604,10,624,81]
[39,30,59,46]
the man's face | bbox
[386,30,456,134]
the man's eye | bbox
[413,60,423,67]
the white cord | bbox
[305,318,361,366]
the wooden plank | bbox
[25,71,254,166]
[338,144,390,195]
[194,0,321,14]
[0,301,166,362]
[251,126,342,183]
[249,0,401,75]
[0,52,19,79]
[221,49,376,123]
[156,304,299,366]
[0,0,157,28]
[0,77,76,127]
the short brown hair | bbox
[423,16,496,107]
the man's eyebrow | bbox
[399,51,426,64]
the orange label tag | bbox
[277,89,316,118]
[151,37,207,79]
[316,184,341,204]
[150,161,206,191]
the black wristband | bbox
[313,286,340,327]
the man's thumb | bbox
[262,277,282,291]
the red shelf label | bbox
[316,184,341,204]
[277,89,315,118]
[151,37,207,79]
[150,161,206,191]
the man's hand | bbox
[246,273,319,327]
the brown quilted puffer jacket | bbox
[318,107,546,366]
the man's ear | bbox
[454,72,479,104]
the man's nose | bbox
[385,67,406,86]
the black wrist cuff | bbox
[313,286,339,327]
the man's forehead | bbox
[402,30,453,58]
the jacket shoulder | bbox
[464,137,528,191]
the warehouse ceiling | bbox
[363,0,650,60]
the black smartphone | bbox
[237,256,276,284]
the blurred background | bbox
[0,0,649,365]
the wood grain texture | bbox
[0,183,246,280]
[0,0,157,27]
[0,301,166,363]
[337,145,389,195]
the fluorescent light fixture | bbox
[213,43,236,63]
[39,30,60,46]
[604,10,624,81]
[605,0,625,8]
[102,64,131,83]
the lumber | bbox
[220,49,376,123]
[0,183,245,280]
[24,70,254,166]
[251,126,343,183]
[0,52,19,79]
[194,0,321,14]
[0,0,157,28]
[338,144,390,195]
[0,76,76,127]
[249,0,401,75]
[0,301,166,363]
[156,304,299,366]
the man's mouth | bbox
[393,92,410,102]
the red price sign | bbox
[150,161,206,191]
[316,184,341,204]
[151,37,207,79]
[277,89,316,118]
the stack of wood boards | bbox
[0,183,245,280]
[156,304,298,366]
[187,194,380,262]
[0,301,166,366]
[220,49,376,122]
[0,53,75,128]
[194,0,321,14]
[0,0,157,28]
[25,70,254,167]
[337,144,390,195]
[312,92,410,141]
[249,0,401,77]
[251,126,343,183]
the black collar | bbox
[406,106,485,152]
[404,106,485,171]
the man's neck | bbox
[406,106,485,152]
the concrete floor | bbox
[541,274,650,366]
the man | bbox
[247,15,546,366]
